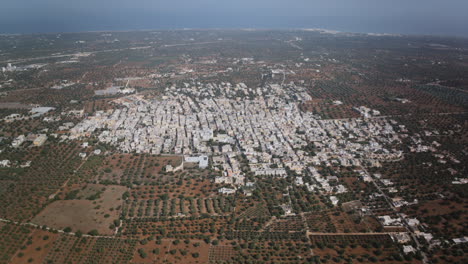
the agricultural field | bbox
[236,202,270,219]
[209,244,238,263]
[96,154,184,184]
[0,223,32,264]
[324,209,382,233]
[9,229,59,264]
[83,98,115,114]
[0,30,467,263]
[132,238,209,264]
[31,184,127,235]
[308,234,423,263]
[228,240,312,263]
[42,235,136,264]
[122,195,235,219]
[430,245,468,264]
[128,177,217,200]
[0,143,81,221]
[122,216,231,240]
[403,199,468,239]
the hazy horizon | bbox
[1,0,468,37]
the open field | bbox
[32,184,127,235]
[0,102,33,109]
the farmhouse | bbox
[218,187,236,195]
[12,135,26,148]
[33,134,47,146]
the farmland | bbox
[32,184,127,235]
[0,223,32,264]
[0,30,467,263]
[96,154,184,184]
[0,143,81,221]
[42,235,136,264]
[9,229,59,264]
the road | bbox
[299,213,315,255]
[360,164,429,264]
[307,231,402,236]
[286,40,303,50]
[328,111,468,122]
[162,40,226,48]
[0,46,153,64]
[0,218,114,239]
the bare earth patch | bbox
[10,229,59,264]
[32,185,127,235]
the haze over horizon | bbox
[1,0,468,37]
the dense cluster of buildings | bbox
[71,81,405,190]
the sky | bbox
[1,0,468,37]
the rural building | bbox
[12,135,26,148]
[33,134,47,146]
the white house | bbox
[185,155,209,168]
[218,187,236,195]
